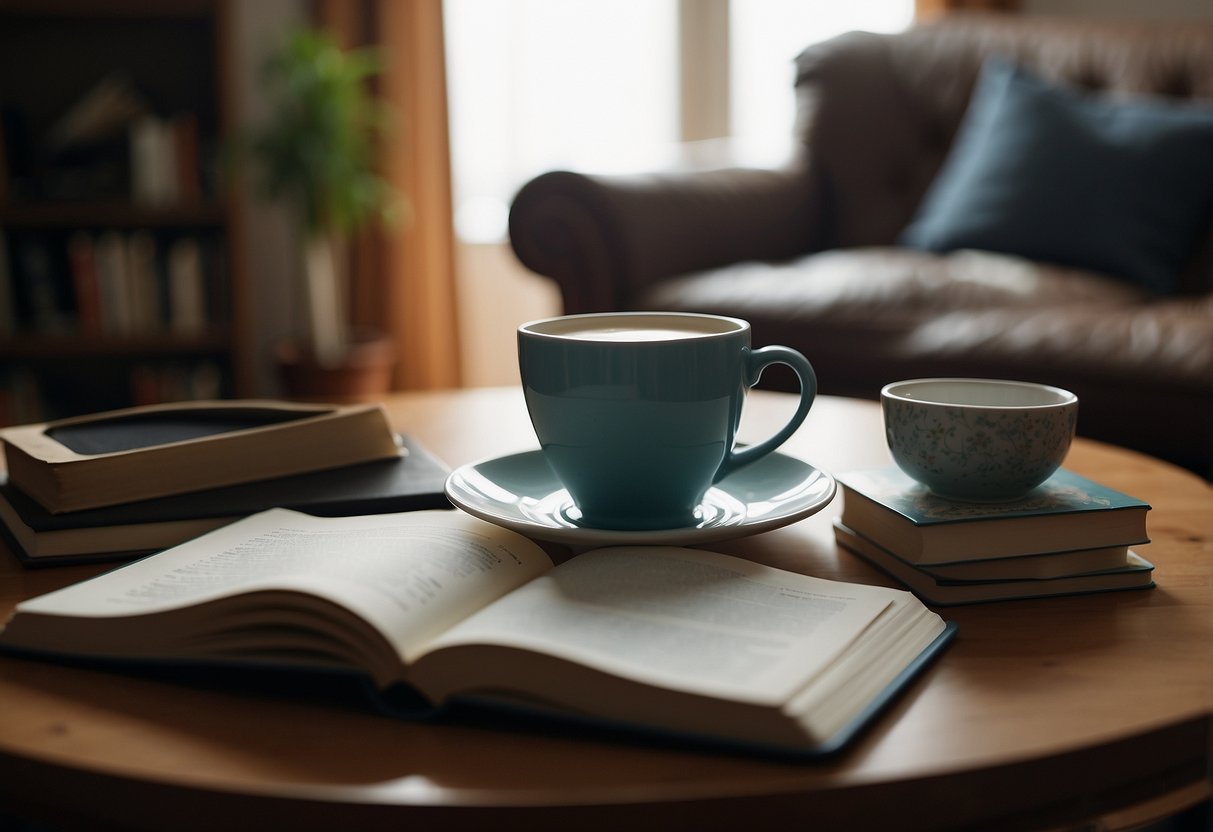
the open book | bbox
[0,509,954,757]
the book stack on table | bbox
[833,467,1154,605]
[0,400,452,567]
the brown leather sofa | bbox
[508,13,1213,480]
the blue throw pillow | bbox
[899,58,1213,294]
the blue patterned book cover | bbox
[837,467,1151,527]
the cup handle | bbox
[714,346,817,482]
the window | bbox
[444,0,912,242]
[445,0,677,242]
[729,0,914,162]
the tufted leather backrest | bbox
[794,13,1213,294]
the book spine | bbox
[167,237,206,335]
[67,232,103,335]
[128,360,225,407]
[129,116,177,206]
[94,231,131,335]
[124,230,160,334]
[173,114,202,202]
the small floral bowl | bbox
[881,378,1078,502]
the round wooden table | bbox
[1,389,1210,831]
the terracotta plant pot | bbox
[275,330,396,401]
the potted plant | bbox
[248,26,400,398]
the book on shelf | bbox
[129,111,206,205]
[94,230,131,335]
[57,231,215,336]
[37,74,148,201]
[124,230,160,332]
[130,114,177,206]
[129,362,224,409]
[167,236,207,335]
[46,73,149,154]
[834,522,1155,605]
[0,400,403,514]
[0,434,451,567]
[16,236,69,334]
[0,508,955,758]
[171,113,202,202]
[67,232,103,335]
[835,467,1150,565]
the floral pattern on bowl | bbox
[881,382,1078,502]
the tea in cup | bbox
[518,312,817,530]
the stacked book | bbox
[833,466,1154,605]
[0,400,452,567]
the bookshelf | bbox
[0,0,252,425]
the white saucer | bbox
[445,449,836,546]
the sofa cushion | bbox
[899,58,1213,295]
[638,247,1150,395]
[641,248,1148,325]
[903,297,1213,389]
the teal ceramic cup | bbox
[518,312,817,530]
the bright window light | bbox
[730,0,914,161]
[445,0,678,242]
[444,0,912,243]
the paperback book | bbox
[907,544,1132,582]
[834,522,1155,605]
[1,399,403,513]
[835,467,1150,565]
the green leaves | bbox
[251,27,395,237]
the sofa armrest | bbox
[508,164,822,313]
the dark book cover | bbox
[837,466,1150,527]
[46,406,316,455]
[2,434,452,567]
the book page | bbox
[419,546,895,705]
[12,508,553,661]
